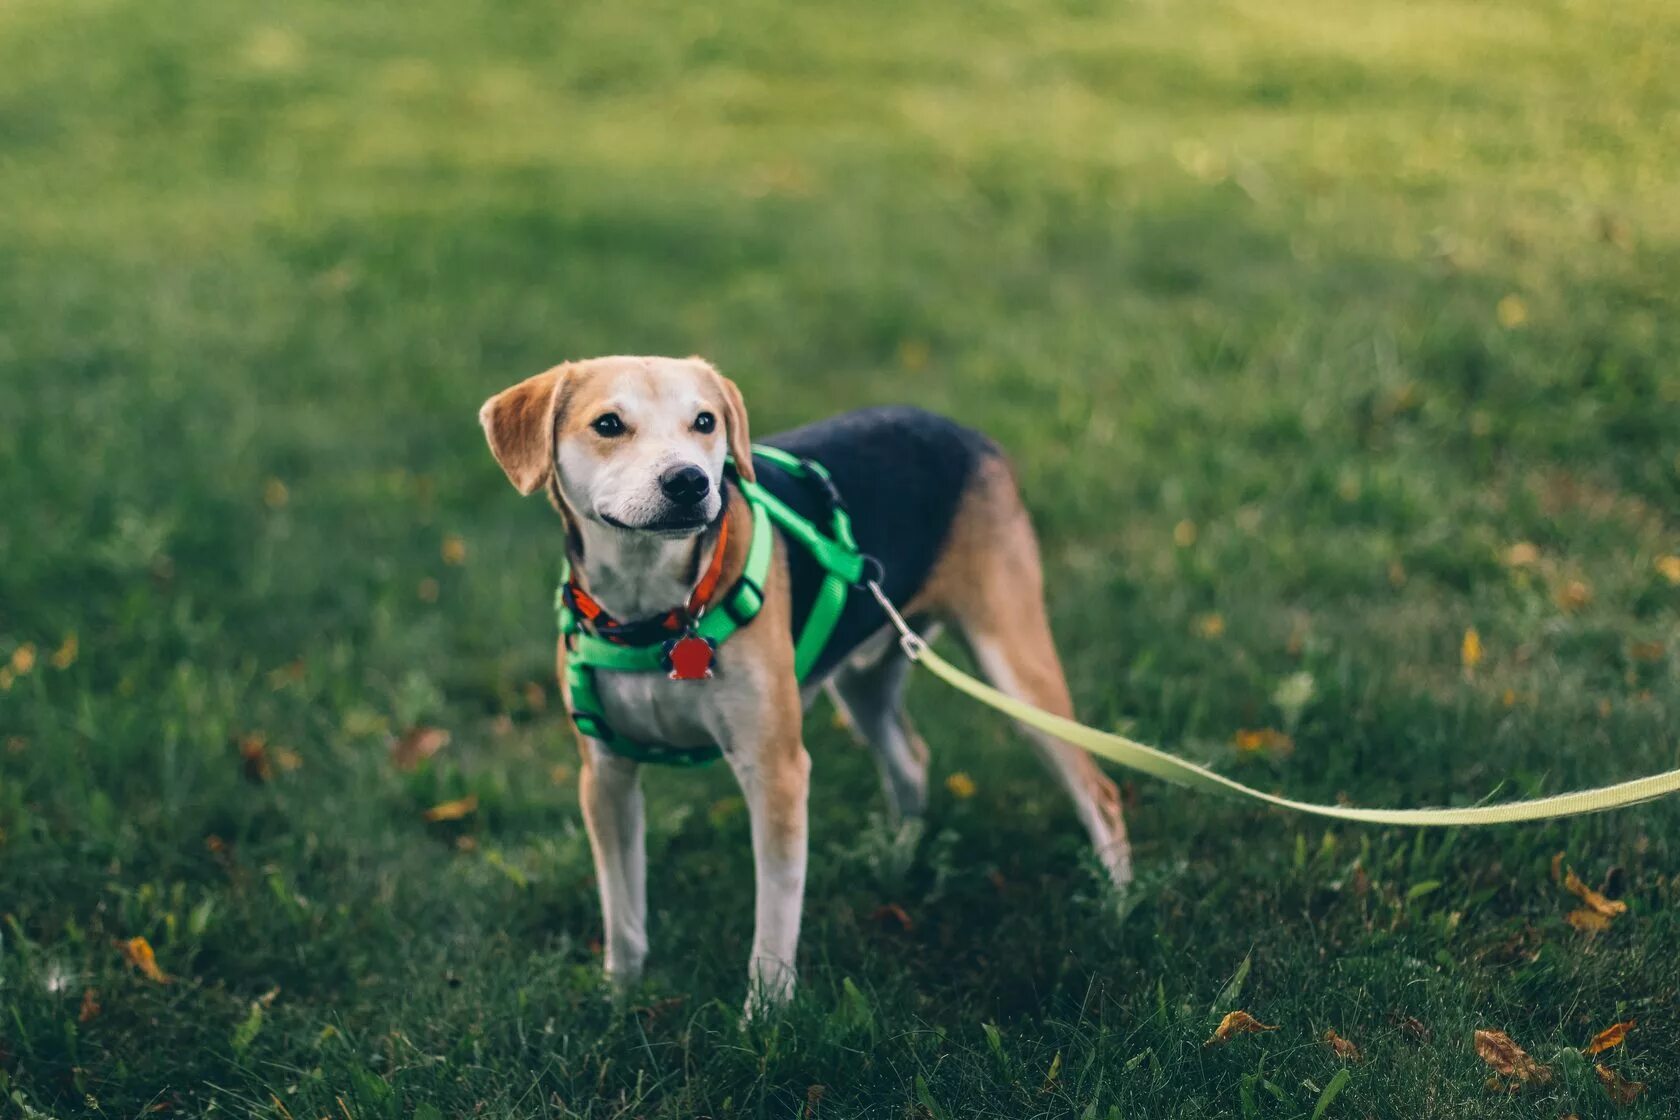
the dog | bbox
[479,355,1130,1009]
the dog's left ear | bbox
[479,366,565,495]
[704,363,755,484]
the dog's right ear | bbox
[479,366,565,495]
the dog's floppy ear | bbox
[479,366,565,495]
[707,364,756,484]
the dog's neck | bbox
[567,519,717,621]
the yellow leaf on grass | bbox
[51,633,78,670]
[1563,868,1627,917]
[10,643,35,675]
[1504,542,1540,567]
[1193,613,1225,639]
[441,534,467,565]
[1461,628,1483,669]
[945,772,977,799]
[1655,555,1680,585]
[1204,1010,1277,1046]
[1554,579,1592,612]
[1232,728,1294,756]
[1594,1063,1645,1106]
[1473,1028,1550,1085]
[1566,908,1611,933]
[120,937,170,983]
[1584,1020,1635,1055]
[263,477,289,509]
[1322,1029,1362,1062]
[1496,294,1528,329]
[423,793,478,822]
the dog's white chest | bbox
[576,655,771,751]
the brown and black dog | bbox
[480,355,1129,1010]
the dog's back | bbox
[756,406,1001,680]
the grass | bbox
[2,0,1678,1115]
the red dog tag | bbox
[664,634,715,681]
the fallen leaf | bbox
[10,643,36,674]
[1563,868,1627,917]
[1392,1014,1431,1043]
[263,478,289,508]
[522,681,548,712]
[441,534,467,565]
[1204,1010,1277,1046]
[1193,613,1226,639]
[1585,1020,1635,1055]
[418,577,440,602]
[1594,1063,1645,1106]
[120,937,171,983]
[51,633,78,670]
[238,734,273,782]
[1232,728,1294,756]
[1566,908,1611,933]
[390,726,450,771]
[1473,1029,1550,1085]
[1655,555,1680,585]
[1322,1029,1362,1062]
[945,771,977,799]
[1550,851,1565,883]
[1496,294,1528,329]
[274,747,303,772]
[79,988,101,1023]
[1554,579,1592,612]
[1173,519,1198,547]
[422,793,478,822]
[1628,641,1664,663]
[1461,627,1483,669]
[1504,542,1540,567]
[869,903,914,932]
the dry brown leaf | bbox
[79,988,101,1023]
[238,734,273,782]
[390,726,450,772]
[120,936,170,983]
[1550,851,1565,883]
[869,903,914,932]
[422,793,478,822]
[1204,1010,1278,1046]
[1594,1063,1646,1106]
[1585,1020,1635,1055]
[1566,908,1612,933]
[1473,1029,1550,1085]
[1323,1029,1362,1062]
[1563,868,1627,917]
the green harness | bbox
[556,445,866,767]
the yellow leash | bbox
[865,583,1680,826]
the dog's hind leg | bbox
[922,458,1134,887]
[826,631,939,824]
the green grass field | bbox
[3,0,1679,1115]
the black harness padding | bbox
[757,406,1001,680]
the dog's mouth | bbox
[600,511,710,537]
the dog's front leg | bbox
[723,720,810,1015]
[577,740,648,991]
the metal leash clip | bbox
[865,578,927,662]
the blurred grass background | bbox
[1,0,1678,1116]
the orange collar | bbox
[565,514,730,641]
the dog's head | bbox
[478,355,754,537]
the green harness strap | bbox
[557,446,865,767]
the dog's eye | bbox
[693,411,716,434]
[591,412,625,437]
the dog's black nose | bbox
[659,464,710,507]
